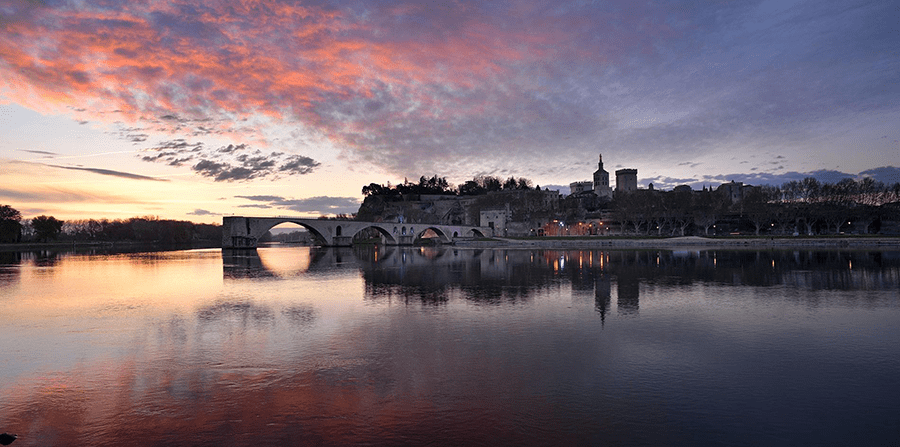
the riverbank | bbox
[0,240,221,252]
[454,235,900,249]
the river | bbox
[1,246,898,446]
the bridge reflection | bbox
[223,247,900,314]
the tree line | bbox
[362,175,538,198]
[612,177,900,236]
[0,205,221,244]
[358,174,899,236]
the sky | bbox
[1,0,898,223]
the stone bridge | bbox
[223,216,494,248]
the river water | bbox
[1,246,898,446]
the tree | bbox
[477,175,502,192]
[362,183,388,197]
[743,187,775,235]
[692,190,725,235]
[667,190,693,236]
[458,180,485,196]
[31,215,64,242]
[613,190,652,234]
[0,204,22,243]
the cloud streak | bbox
[47,164,167,181]
[0,185,148,205]
[21,149,60,157]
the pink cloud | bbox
[0,0,687,176]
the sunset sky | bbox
[1,0,898,223]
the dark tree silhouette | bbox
[31,215,64,242]
[0,204,22,243]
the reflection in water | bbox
[223,246,900,314]
[0,246,898,446]
[197,301,276,326]
[360,247,897,305]
[595,274,611,323]
[282,304,317,326]
[617,271,640,316]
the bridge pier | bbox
[332,236,353,246]
[392,235,415,245]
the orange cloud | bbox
[0,1,549,127]
[1,0,695,179]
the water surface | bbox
[1,247,898,446]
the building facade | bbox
[615,169,638,192]
[716,181,753,203]
[480,209,508,236]
[569,181,594,195]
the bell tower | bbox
[593,154,612,198]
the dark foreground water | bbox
[1,246,898,446]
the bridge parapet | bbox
[222,216,492,249]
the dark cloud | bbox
[47,164,167,181]
[695,170,856,189]
[275,196,360,214]
[236,195,286,202]
[140,141,320,182]
[217,144,244,154]
[860,167,900,184]
[280,155,319,175]
[234,194,360,215]
[21,149,59,156]
[192,159,248,181]
[643,176,700,188]
[638,166,900,191]
[199,165,255,182]
[188,209,215,216]
[235,154,277,170]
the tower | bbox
[593,154,613,199]
[615,168,638,192]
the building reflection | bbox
[595,274,611,323]
[223,246,900,310]
[617,272,640,316]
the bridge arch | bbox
[262,220,329,245]
[466,228,487,238]
[349,225,397,244]
[415,226,453,244]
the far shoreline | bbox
[454,235,900,249]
